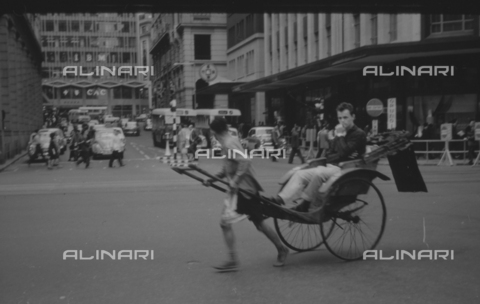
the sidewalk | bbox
[0,150,27,173]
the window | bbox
[122,86,132,99]
[113,87,122,99]
[228,59,236,80]
[371,14,378,45]
[246,14,254,38]
[228,26,236,48]
[122,21,130,33]
[237,55,245,78]
[71,21,79,32]
[430,14,474,34]
[45,20,54,31]
[47,51,55,62]
[122,52,131,63]
[59,52,68,62]
[390,14,398,41]
[84,21,94,32]
[246,50,254,75]
[58,20,67,32]
[236,20,245,43]
[353,14,360,47]
[194,35,211,60]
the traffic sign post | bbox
[366,99,384,118]
[438,123,454,166]
[387,98,396,130]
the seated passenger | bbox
[272,102,366,211]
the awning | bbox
[233,36,480,93]
[195,75,245,95]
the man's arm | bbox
[326,130,366,163]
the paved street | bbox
[1,131,480,304]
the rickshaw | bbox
[171,131,427,261]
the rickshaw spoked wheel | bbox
[320,178,386,261]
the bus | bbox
[78,106,108,121]
[151,108,197,148]
[194,108,241,148]
[68,109,89,123]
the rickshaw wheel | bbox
[274,218,334,252]
[320,178,386,261]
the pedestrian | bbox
[187,128,202,161]
[178,123,191,158]
[68,128,80,161]
[204,117,289,272]
[109,129,125,168]
[463,119,476,165]
[316,122,330,158]
[271,124,281,162]
[288,124,305,164]
[47,132,60,169]
[76,124,91,168]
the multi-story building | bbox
[39,13,150,117]
[150,13,227,109]
[0,14,43,164]
[233,13,480,136]
[223,14,265,126]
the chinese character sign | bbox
[387,98,396,130]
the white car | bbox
[122,121,140,136]
[91,127,125,158]
[241,127,275,151]
[88,120,99,127]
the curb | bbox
[0,150,28,173]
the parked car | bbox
[122,121,140,136]
[241,127,275,151]
[144,118,152,131]
[91,127,125,159]
[104,115,120,124]
[28,128,67,162]
[88,119,99,127]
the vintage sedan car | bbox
[241,127,275,152]
[91,127,126,159]
[28,128,67,162]
[122,121,140,136]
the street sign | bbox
[366,99,383,117]
[199,63,217,82]
[387,98,396,130]
[372,119,378,135]
[440,123,452,141]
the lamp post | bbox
[173,62,196,109]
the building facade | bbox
[150,13,228,109]
[39,13,150,118]
[233,13,480,137]
[0,14,43,164]
[225,14,265,126]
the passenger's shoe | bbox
[273,247,289,267]
[291,199,310,212]
[213,260,239,272]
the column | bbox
[271,14,279,74]
[264,13,271,76]
[288,13,295,69]
[307,13,315,63]
[279,13,287,72]
[297,13,305,65]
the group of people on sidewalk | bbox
[204,102,366,272]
